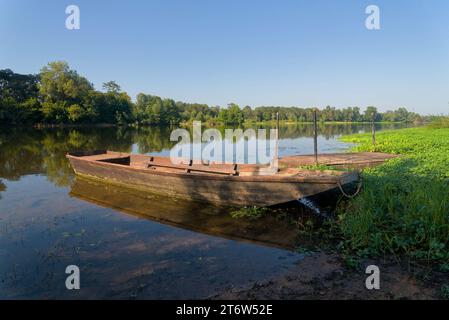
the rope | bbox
[337,172,363,198]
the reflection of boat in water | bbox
[66,150,359,206]
[69,177,300,249]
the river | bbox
[0,123,408,299]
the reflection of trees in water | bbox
[279,124,360,139]
[132,126,177,153]
[169,123,399,143]
[43,127,136,187]
[254,123,408,140]
[0,123,410,189]
[0,126,181,188]
[0,129,44,180]
[0,127,136,187]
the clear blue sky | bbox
[1,0,448,114]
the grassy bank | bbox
[339,126,449,267]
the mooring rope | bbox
[337,172,363,198]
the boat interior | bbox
[68,150,283,176]
[68,150,351,178]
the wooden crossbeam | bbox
[146,160,237,175]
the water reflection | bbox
[0,123,409,189]
[70,177,300,249]
[0,179,5,199]
[0,175,303,299]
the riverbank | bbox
[0,120,414,129]
[212,252,444,300]
[216,126,449,300]
[338,127,449,267]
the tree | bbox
[218,103,244,125]
[395,107,409,122]
[162,98,180,124]
[0,69,41,124]
[94,81,132,124]
[353,107,361,122]
[1,64,425,126]
[102,81,121,94]
[242,105,253,121]
[321,105,338,121]
[133,94,169,125]
[39,61,95,123]
[364,106,379,122]
[0,69,39,102]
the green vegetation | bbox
[1,62,426,126]
[218,103,245,125]
[339,127,449,265]
[133,94,181,125]
[0,62,134,125]
[428,116,449,129]
[230,206,269,220]
[0,69,40,124]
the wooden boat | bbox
[66,150,359,206]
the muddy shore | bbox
[212,252,444,300]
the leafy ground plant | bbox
[339,127,449,266]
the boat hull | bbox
[67,151,358,206]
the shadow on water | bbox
[69,177,301,250]
[0,175,306,299]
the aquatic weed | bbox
[230,206,269,220]
[339,127,449,264]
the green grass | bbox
[338,127,449,265]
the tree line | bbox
[1,61,424,126]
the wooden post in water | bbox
[313,108,318,164]
[273,112,280,170]
[372,111,376,148]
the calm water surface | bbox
[0,123,408,299]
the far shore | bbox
[0,120,421,129]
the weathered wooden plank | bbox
[280,152,399,168]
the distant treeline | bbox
[1,61,427,126]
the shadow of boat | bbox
[69,177,301,250]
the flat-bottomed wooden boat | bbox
[66,150,359,206]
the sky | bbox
[1,0,449,114]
